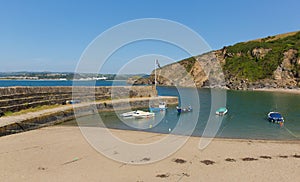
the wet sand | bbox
[254,88,300,95]
[0,126,299,181]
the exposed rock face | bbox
[273,49,298,87]
[282,49,298,71]
[196,52,226,88]
[128,32,300,90]
[251,48,272,59]
[130,47,300,89]
[129,52,226,88]
[154,57,207,87]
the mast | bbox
[155,59,157,87]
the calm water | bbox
[64,86,300,140]
[0,80,128,87]
[1,80,299,140]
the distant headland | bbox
[0,72,147,81]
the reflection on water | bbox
[63,87,300,140]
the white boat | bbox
[121,110,155,119]
[93,76,107,80]
[74,76,107,81]
[132,110,155,119]
[120,110,138,118]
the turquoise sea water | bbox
[65,86,300,140]
[0,80,128,87]
[1,80,299,140]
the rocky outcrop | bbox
[251,48,272,59]
[222,48,300,89]
[129,52,226,88]
[128,31,300,90]
[130,47,300,90]
[154,58,205,87]
[273,49,299,88]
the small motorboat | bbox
[120,110,138,118]
[267,112,284,124]
[216,107,228,116]
[63,100,81,105]
[149,102,167,112]
[132,110,155,119]
[121,110,155,119]
[176,105,192,113]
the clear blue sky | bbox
[0,0,300,73]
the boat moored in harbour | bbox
[216,107,228,116]
[267,112,284,124]
[121,110,155,119]
[176,105,192,113]
[132,110,155,119]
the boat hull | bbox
[216,108,228,116]
[176,106,192,113]
[267,112,284,124]
[149,107,167,112]
[133,112,155,119]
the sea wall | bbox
[0,86,157,113]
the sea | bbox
[0,80,128,87]
[1,80,300,140]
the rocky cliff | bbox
[129,31,300,90]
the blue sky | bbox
[0,0,300,73]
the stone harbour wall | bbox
[0,96,178,136]
[0,86,157,113]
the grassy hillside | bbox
[224,31,300,81]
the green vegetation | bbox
[178,57,197,72]
[224,31,300,81]
[4,104,62,117]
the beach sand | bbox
[0,126,300,182]
[254,88,300,95]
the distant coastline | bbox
[3,79,300,96]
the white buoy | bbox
[168,128,171,132]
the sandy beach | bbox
[0,125,299,182]
[253,88,300,95]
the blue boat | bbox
[268,112,284,124]
[176,105,192,113]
